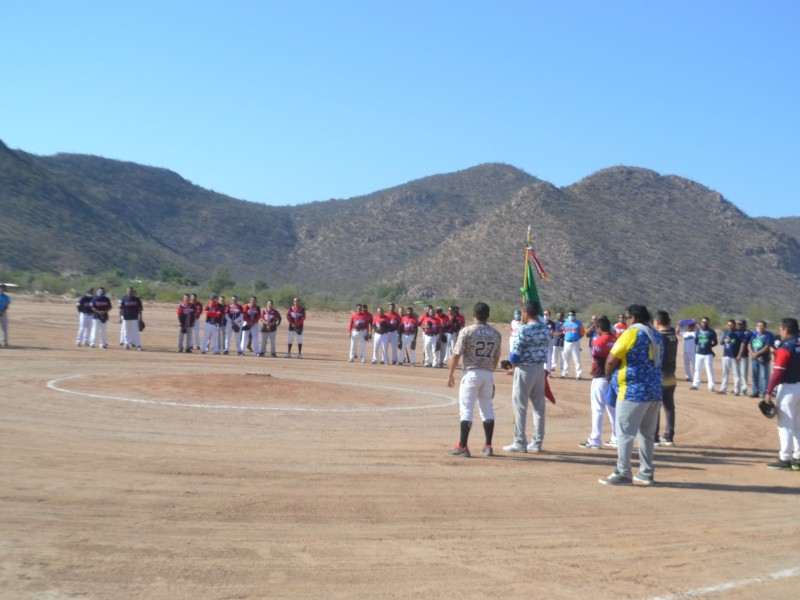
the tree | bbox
[207,267,234,293]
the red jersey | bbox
[372,314,389,334]
[191,300,203,320]
[384,311,402,332]
[400,315,419,335]
[591,332,616,378]
[349,311,369,333]
[766,337,800,395]
[287,305,306,330]
[420,313,443,336]
[226,303,243,324]
[242,303,261,326]
[450,314,466,334]
[262,307,282,331]
[613,322,627,339]
[177,302,195,327]
[205,301,224,324]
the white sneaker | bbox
[503,442,527,453]
[526,442,542,453]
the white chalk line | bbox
[46,374,457,413]
[647,565,800,599]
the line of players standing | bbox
[177,294,307,358]
[347,303,466,367]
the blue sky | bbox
[1,1,798,217]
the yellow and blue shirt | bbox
[610,326,663,403]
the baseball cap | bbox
[231,295,238,301]
[210,294,218,300]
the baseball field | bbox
[1,296,798,599]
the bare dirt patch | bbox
[0,296,798,600]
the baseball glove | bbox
[241,323,251,331]
[500,359,513,371]
[138,319,145,332]
[180,326,187,334]
[231,323,240,333]
[259,323,268,334]
[99,313,108,323]
[758,399,777,419]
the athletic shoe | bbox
[578,441,601,449]
[717,390,726,395]
[178,348,184,353]
[766,460,793,470]
[576,376,583,381]
[285,353,292,358]
[750,393,759,398]
[223,350,229,355]
[201,351,207,354]
[659,438,675,447]
[447,445,470,457]
[599,472,632,485]
[503,442,527,453]
[527,444,542,453]
[184,348,191,353]
[792,459,800,472]
[136,347,143,351]
[271,353,277,357]
[101,345,108,349]
[481,445,494,457]
[634,473,654,485]
[689,386,698,390]
[297,354,303,359]
[603,440,618,448]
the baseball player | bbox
[384,302,402,365]
[223,296,244,355]
[446,302,502,457]
[399,307,419,366]
[348,304,369,362]
[420,305,443,367]
[578,316,617,449]
[719,319,743,395]
[118,287,143,351]
[75,287,95,346]
[764,317,800,471]
[190,293,203,350]
[447,306,466,365]
[370,307,390,364]
[691,317,718,391]
[561,309,585,379]
[285,297,306,358]
[177,293,196,353]
[259,299,282,357]
[89,288,112,349]
[202,295,224,354]
[240,296,262,356]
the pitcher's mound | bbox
[67,372,436,409]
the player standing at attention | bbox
[223,296,243,355]
[399,306,419,366]
[177,294,196,353]
[578,316,617,449]
[190,293,203,350]
[260,299,282,357]
[420,305,443,367]
[202,295,224,354]
[447,306,465,361]
[561,309,585,380]
[348,304,369,362]
[240,296,261,356]
[371,307,390,364]
[118,287,143,351]
[446,302,502,457]
[286,297,306,358]
[764,318,800,471]
[384,302,402,365]
[89,288,112,349]
[75,288,95,346]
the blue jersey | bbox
[721,329,743,358]
[563,319,583,342]
[695,327,718,355]
[0,292,9,314]
[739,329,753,357]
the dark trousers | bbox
[655,385,676,442]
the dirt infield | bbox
[1,297,798,599]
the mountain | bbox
[756,216,800,243]
[1,140,798,313]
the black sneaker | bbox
[793,459,800,472]
[766,460,793,470]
